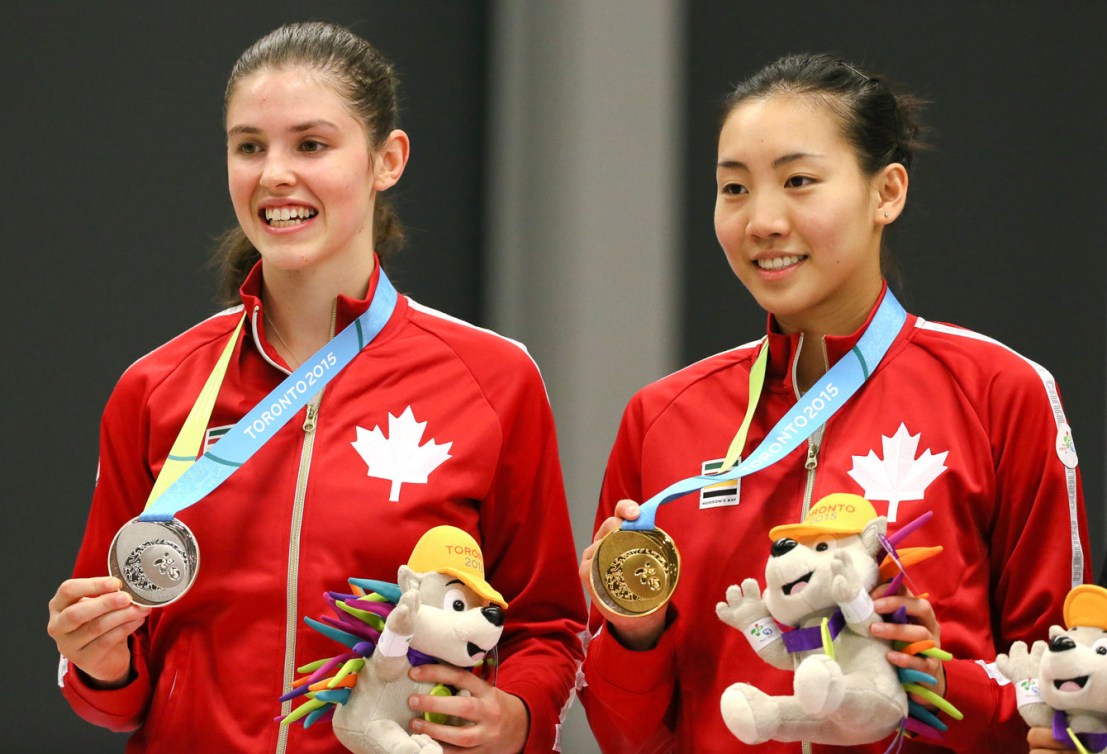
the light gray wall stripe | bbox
[486,3,683,750]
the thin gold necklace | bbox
[264,312,305,369]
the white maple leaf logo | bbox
[847,423,948,522]
[351,406,453,502]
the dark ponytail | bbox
[720,53,927,176]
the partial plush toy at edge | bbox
[997,584,1107,753]
[280,525,507,754]
[716,493,960,747]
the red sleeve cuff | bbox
[59,655,150,732]
[585,622,676,697]
[932,658,1027,752]
[498,678,565,754]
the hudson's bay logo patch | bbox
[203,425,233,454]
[699,458,740,509]
[351,406,453,501]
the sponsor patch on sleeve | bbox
[1056,422,1079,469]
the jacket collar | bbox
[238,256,406,370]
[764,281,893,393]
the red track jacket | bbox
[60,261,586,753]
[581,285,1090,753]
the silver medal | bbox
[108,517,200,607]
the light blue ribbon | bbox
[141,270,399,522]
[625,289,907,531]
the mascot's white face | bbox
[763,519,884,627]
[397,569,505,668]
[1041,624,1107,713]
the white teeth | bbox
[263,206,317,226]
[757,255,804,270]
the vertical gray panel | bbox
[487,0,681,554]
[487,2,682,751]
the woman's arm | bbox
[55,376,159,730]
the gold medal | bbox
[591,528,680,617]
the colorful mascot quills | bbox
[716,492,961,748]
[997,584,1107,754]
[280,525,507,754]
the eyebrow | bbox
[226,119,341,137]
[291,119,340,132]
[717,152,826,170]
[446,579,464,587]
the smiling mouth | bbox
[756,255,807,271]
[1054,676,1089,692]
[261,206,318,228]
[467,642,489,658]
[782,572,813,596]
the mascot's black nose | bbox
[482,605,505,627]
[1049,635,1077,653]
[771,538,799,558]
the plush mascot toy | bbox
[996,584,1107,753]
[280,525,507,754]
[716,493,958,747]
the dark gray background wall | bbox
[4,2,1104,752]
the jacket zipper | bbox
[274,304,336,754]
[275,394,323,754]
[800,425,826,521]
[794,334,828,754]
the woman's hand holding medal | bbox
[47,576,150,688]
[580,499,674,651]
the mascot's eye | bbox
[812,536,837,553]
[443,588,467,612]
[1095,639,1107,655]
[816,542,830,552]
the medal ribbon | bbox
[140,269,399,522]
[717,337,769,473]
[144,315,245,508]
[624,289,907,531]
